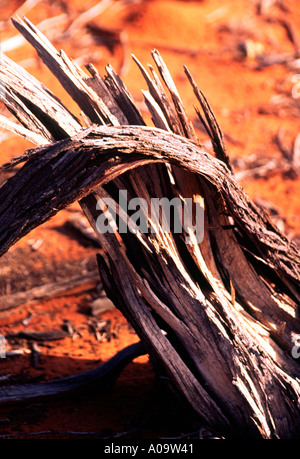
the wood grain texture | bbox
[0,16,300,438]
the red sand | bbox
[0,0,299,439]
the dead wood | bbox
[63,0,113,38]
[0,270,100,311]
[1,14,68,54]
[5,329,70,341]
[232,129,300,182]
[265,16,300,58]
[0,341,145,404]
[0,16,300,439]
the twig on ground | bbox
[0,342,145,404]
[63,0,114,39]
[0,270,100,311]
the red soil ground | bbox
[0,0,299,439]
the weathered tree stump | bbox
[0,17,300,439]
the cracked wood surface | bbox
[0,16,300,439]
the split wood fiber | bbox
[0,17,300,439]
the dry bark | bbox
[0,16,300,439]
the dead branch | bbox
[63,0,114,39]
[6,329,70,341]
[0,16,300,439]
[0,270,100,311]
[1,14,68,54]
[0,342,145,404]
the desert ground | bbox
[0,0,299,439]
